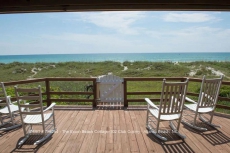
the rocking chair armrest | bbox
[44,103,56,112]
[185,97,197,104]
[12,99,22,104]
[10,98,23,104]
[12,101,17,104]
[145,98,159,110]
[6,96,12,103]
[6,96,20,105]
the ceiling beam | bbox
[0,0,230,14]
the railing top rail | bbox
[3,76,230,86]
[3,77,97,86]
[46,77,96,81]
[124,77,184,81]
[4,78,46,86]
[124,77,230,85]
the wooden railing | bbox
[123,77,186,107]
[124,77,230,110]
[4,77,97,107]
[3,77,230,110]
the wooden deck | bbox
[1,106,230,153]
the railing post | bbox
[93,79,97,108]
[45,78,51,107]
[124,79,128,107]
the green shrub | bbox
[219,86,230,98]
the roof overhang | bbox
[0,0,230,14]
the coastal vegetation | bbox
[0,61,230,113]
[1,61,230,81]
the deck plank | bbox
[138,108,166,152]
[180,120,222,153]
[0,125,24,152]
[96,110,107,153]
[39,110,77,153]
[68,110,95,153]
[60,110,89,153]
[129,110,148,153]
[119,109,131,153]
[205,115,230,152]
[52,110,81,153]
[113,110,122,153]
[133,110,158,153]
[0,107,230,153]
[87,109,104,153]
[107,110,114,144]
[2,110,67,153]
[124,110,140,152]
[41,110,77,153]
[79,110,99,153]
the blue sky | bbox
[0,11,230,55]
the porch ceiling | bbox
[0,0,230,14]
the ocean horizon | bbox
[1,52,230,63]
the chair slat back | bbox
[0,82,13,110]
[0,82,8,103]
[15,86,44,115]
[198,75,223,108]
[159,79,188,115]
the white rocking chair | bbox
[14,85,56,145]
[0,82,22,131]
[182,75,223,131]
[145,78,189,141]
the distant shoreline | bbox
[0,52,230,63]
[0,60,229,64]
[1,52,230,56]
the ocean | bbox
[0,52,230,63]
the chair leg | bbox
[146,110,149,127]
[147,124,167,141]
[181,120,207,131]
[34,129,55,145]
[199,114,221,128]
[169,121,186,139]
[18,134,30,146]
[53,115,56,130]
[0,124,21,131]
[0,122,8,128]
[0,113,21,131]
[0,115,3,124]
[9,112,15,125]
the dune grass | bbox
[1,61,230,113]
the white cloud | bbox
[42,33,127,45]
[40,33,140,53]
[2,12,230,55]
[78,11,145,35]
[41,24,230,54]
[146,26,230,52]
[147,26,222,39]
[163,12,218,22]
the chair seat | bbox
[149,108,181,121]
[184,104,214,113]
[24,113,53,124]
[0,104,19,114]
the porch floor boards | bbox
[1,106,230,153]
